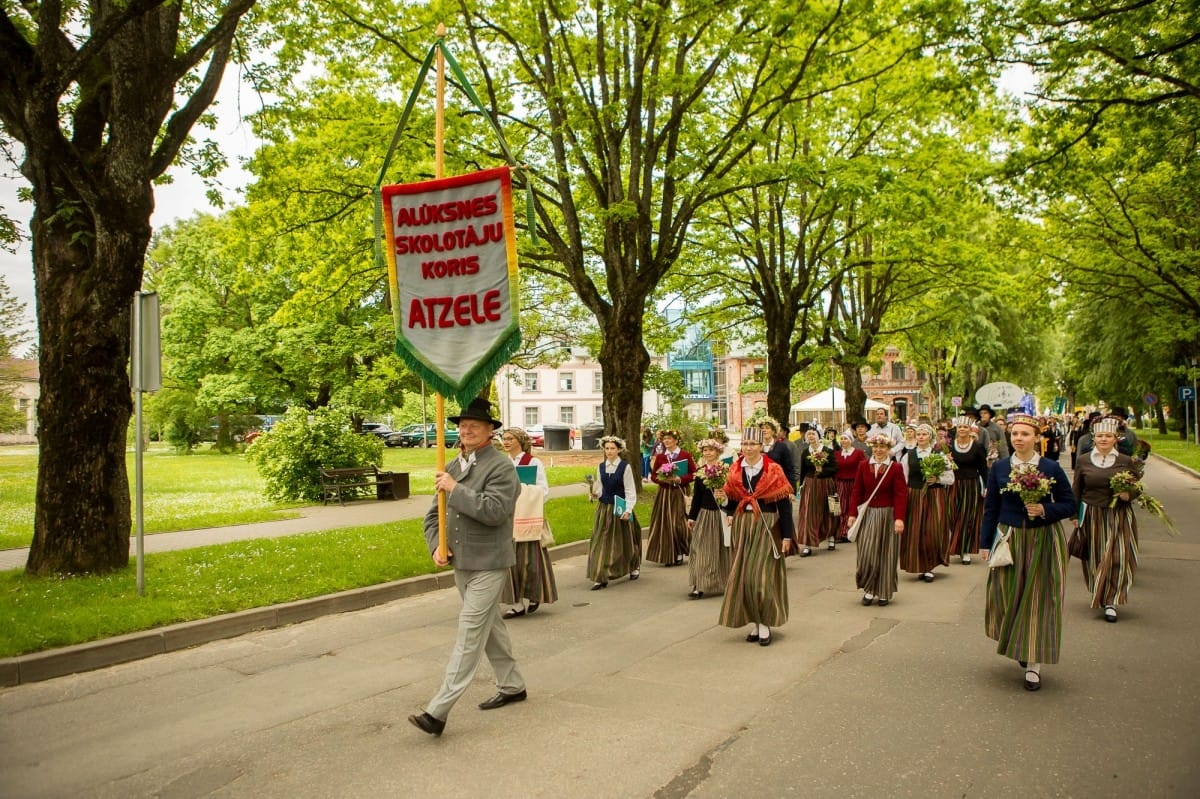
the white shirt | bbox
[511,453,549,499]
[1089,449,1116,469]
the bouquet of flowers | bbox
[699,461,730,490]
[807,448,829,469]
[919,448,954,485]
[656,461,677,478]
[1001,462,1055,517]
[1109,470,1179,535]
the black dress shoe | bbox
[478,689,527,710]
[759,634,772,647]
[526,602,539,614]
[590,582,607,590]
[502,608,525,619]
[687,590,704,599]
[800,547,812,557]
[745,632,760,643]
[877,599,889,606]
[408,712,445,736]
[1024,672,1041,691]
[629,570,640,581]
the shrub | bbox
[246,405,384,502]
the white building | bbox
[494,348,664,429]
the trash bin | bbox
[581,422,605,450]
[543,422,571,451]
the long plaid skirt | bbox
[946,477,984,557]
[855,507,901,600]
[689,507,732,594]
[1081,503,1139,608]
[719,510,788,628]
[588,503,640,582]
[797,476,836,547]
[900,486,951,573]
[646,485,689,564]
[502,535,559,605]
[985,522,1067,664]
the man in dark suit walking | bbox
[409,398,527,736]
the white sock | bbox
[1028,662,1041,675]
[758,624,770,639]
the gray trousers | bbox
[425,567,525,721]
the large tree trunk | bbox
[598,304,651,482]
[764,323,796,425]
[842,363,867,424]
[25,179,152,574]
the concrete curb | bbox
[0,539,593,688]
[1150,452,1200,480]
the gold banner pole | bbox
[435,23,449,562]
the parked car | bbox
[524,424,545,447]
[388,423,459,448]
[360,422,395,442]
[384,423,425,447]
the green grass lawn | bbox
[1137,429,1200,472]
[0,445,597,550]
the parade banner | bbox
[381,167,521,405]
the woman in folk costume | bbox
[645,429,697,567]
[685,439,733,599]
[946,416,988,565]
[1071,416,1140,623]
[718,426,795,647]
[587,436,642,590]
[833,430,867,543]
[796,427,839,555]
[899,423,956,583]
[980,412,1077,692]
[498,427,558,618]
[845,435,908,606]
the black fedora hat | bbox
[450,397,503,429]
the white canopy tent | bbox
[789,388,888,429]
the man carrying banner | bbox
[409,397,528,736]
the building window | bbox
[559,406,575,424]
[593,371,603,392]
[916,369,927,381]
[594,405,604,424]
[891,362,906,381]
[524,407,540,427]
[18,398,28,410]
[559,372,575,392]
[522,372,539,392]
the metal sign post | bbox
[131,292,161,596]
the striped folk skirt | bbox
[1081,502,1139,608]
[946,477,984,558]
[503,536,558,605]
[834,477,855,539]
[855,507,900,601]
[645,485,689,565]
[899,486,951,573]
[588,503,640,582]
[797,476,837,547]
[689,507,732,594]
[985,522,1068,664]
[719,510,788,628]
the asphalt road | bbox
[1,458,1197,798]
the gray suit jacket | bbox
[423,444,520,571]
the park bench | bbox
[319,466,409,505]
